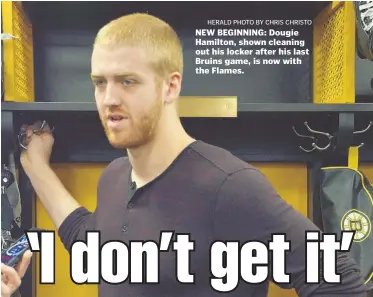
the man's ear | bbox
[164,72,182,104]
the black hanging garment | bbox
[317,147,373,290]
[1,155,23,297]
[1,153,22,252]
[1,167,16,251]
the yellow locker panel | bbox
[361,164,373,182]
[36,164,104,297]
[313,1,355,103]
[1,1,35,102]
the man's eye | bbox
[123,79,135,86]
[93,80,105,87]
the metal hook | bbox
[292,126,315,140]
[313,141,332,151]
[304,122,333,139]
[303,121,333,151]
[299,144,316,153]
[354,121,372,134]
[293,126,317,153]
[18,132,28,150]
[299,140,332,152]
[293,126,332,153]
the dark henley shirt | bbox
[58,140,366,297]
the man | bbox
[20,13,367,297]
[1,251,32,297]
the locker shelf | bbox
[3,101,373,113]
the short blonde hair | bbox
[94,13,183,79]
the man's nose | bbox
[103,83,122,106]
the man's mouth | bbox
[108,114,126,122]
[106,113,129,129]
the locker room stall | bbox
[1,1,372,297]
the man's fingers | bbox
[33,120,53,133]
[42,122,53,133]
[21,121,41,132]
[19,124,27,133]
[26,127,34,138]
[1,263,8,274]
[1,264,21,289]
[0,257,29,297]
[15,251,32,278]
[31,120,43,130]
[19,120,53,149]
[19,129,32,148]
[19,123,37,147]
[20,120,53,136]
[1,280,12,297]
[1,270,8,283]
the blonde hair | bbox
[94,13,183,79]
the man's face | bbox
[91,44,163,149]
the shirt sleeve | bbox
[213,168,367,297]
[57,206,95,252]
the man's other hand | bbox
[1,251,32,297]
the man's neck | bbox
[127,120,195,188]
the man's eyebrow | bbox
[90,73,138,79]
[114,73,138,77]
[90,75,103,80]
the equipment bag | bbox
[318,147,373,290]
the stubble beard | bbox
[103,96,163,150]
